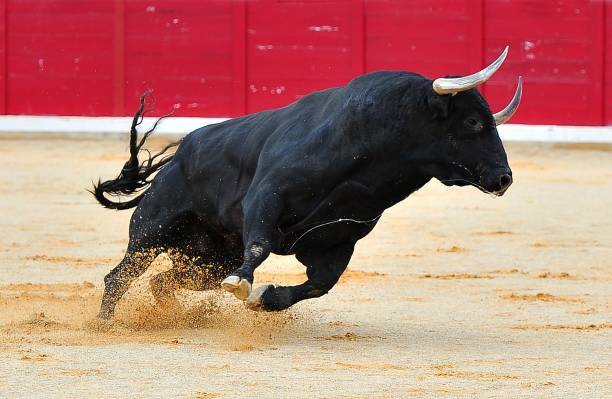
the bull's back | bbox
[170,85,345,233]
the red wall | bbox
[0,0,6,114]
[606,1,612,125]
[6,0,115,115]
[366,1,484,77]
[0,0,609,126]
[484,0,605,126]
[124,1,246,116]
[247,0,363,114]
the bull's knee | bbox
[222,241,270,300]
[232,242,271,280]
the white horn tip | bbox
[497,46,510,65]
[493,75,523,126]
[432,45,511,95]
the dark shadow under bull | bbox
[92,47,522,319]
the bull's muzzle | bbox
[482,168,513,196]
[497,173,513,196]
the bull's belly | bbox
[193,179,384,255]
[274,215,380,255]
[272,180,383,254]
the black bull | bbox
[93,65,520,319]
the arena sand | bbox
[0,134,610,398]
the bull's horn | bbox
[432,46,509,95]
[493,76,522,126]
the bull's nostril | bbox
[499,174,512,189]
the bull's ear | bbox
[425,89,450,119]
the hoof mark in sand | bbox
[574,308,597,315]
[500,292,584,303]
[474,230,514,236]
[436,246,467,253]
[338,269,386,284]
[320,332,375,341]
[23,255,114,267]
[186,392,222,399]
[335,361,408,371]
[434,369,519,381]
[19,353,49,362]
[512,323,612,331]
[227,343,255,352]
[419,273,492,280]
[537,271,573,279]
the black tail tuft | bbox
[90,92,181,210]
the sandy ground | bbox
[0,134,611,398]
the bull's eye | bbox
[464,117,483,132]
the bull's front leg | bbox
[221,187,281,301]
[245,243,354,311]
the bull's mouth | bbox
[439,162,507,197]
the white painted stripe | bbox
[0,115,610,143]
[498,124,612,143]
[0,115,229,135]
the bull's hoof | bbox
[221,275,252,301]
[245,284,275,311]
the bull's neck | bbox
[343,152,430,212]
[352,134,435,209]
[372,164,431,210]
[334,115,434,210]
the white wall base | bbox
[0,115,610,143]
[497,124,612,143]
[0,115,228,136]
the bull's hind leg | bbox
[98,164,194,319]
[151,235,243,308]
[98,247,160,319]
[150,250,239,308]
[149,251,203,309]
[245,243,354,311]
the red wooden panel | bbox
[6,0,115,115]
[365,0,483,78]
[124,0,242,117]
[606,2,611,125]
[246,0,363,114]
[232,2,246,116]
[0,0,6,114]
[0,0,608,125]
[113,0,125,116]
[484,0,604,126]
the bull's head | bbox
[422,46,521,196]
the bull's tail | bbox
[90,93,180,210]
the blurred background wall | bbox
[0,0,609,126]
